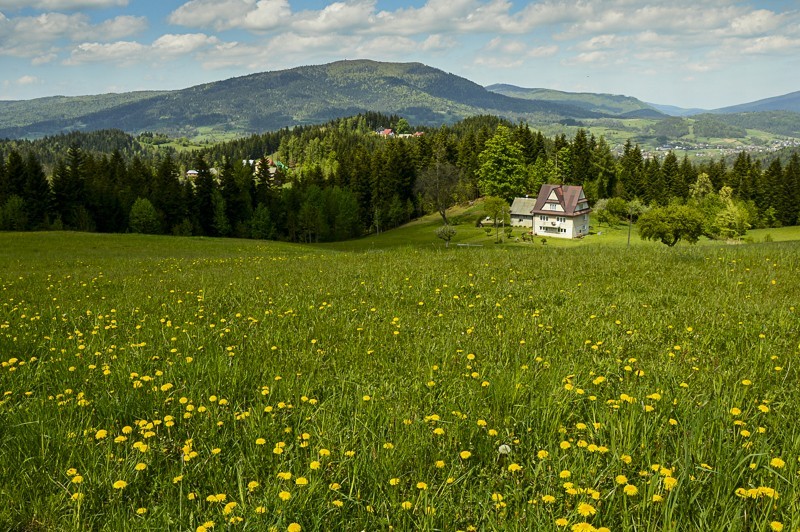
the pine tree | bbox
[23,152,52,229]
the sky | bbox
[0,0,798,109]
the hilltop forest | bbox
[1,112,799,242]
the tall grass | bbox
[0,232,798,531]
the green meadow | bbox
[1,228,799,531]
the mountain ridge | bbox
[0,59,797,139]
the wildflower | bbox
[95,429,108,439]
[542,495,556,503]
[537,450,549,460]
[498,444,511,454]
[577,502,596,517]
[436,460,445,469]
[416,482,428,490]
[508,463,522,473]
[460,451,471,460]
[770,457,785,469]
[310,460,321,470]
[663,477,678,490]
[112,480,127,490]
[615,475,628,485]
[287,524,301,532]
[623,484,638,496]
[295,477,308,486]
[401,501,413,510]
[572,523,595,532]
[770,522,784,532]
[620,454,632,464]
[389,478,400,486]
[559,470,571,479]
[247,481,259,492]
[278,491,291,501]
[652,494,664,503]
[71,475,83,484]
[71,492,84,502]
[555,518,569,527]
[277,471,292,480]
[135,463,147,471]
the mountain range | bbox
[0,59,798,139]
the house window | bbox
[539,215,548,221]
[548,203,558,210]
[557,216,566,223]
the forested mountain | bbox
[0,60,603,139]
[486,84,660,116]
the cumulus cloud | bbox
[291,1,376,33]
[16,75,41,85]
[169,0,292,32]
[65,33,219,65]
[0,12,146,59]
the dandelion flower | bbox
[295,477,308,486]
[287,523,301,532]
[278,491,291,501]
[498,444,511,454]
[401,501,412,510]
[770,457,785,469]
[537,450,549,460]
[460,451,471,460]
[770,522,784,532]
[112,480,127,490]
[615,475,628,485]
[508,463,522,473]
[577,502,596,517]
[555,518,569,527]
[623,484,638,496]
[416,482,428,490]
[571,523,595,532]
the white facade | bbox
[534,212,590,239]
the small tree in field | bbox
[638,204,704,247]
[128,197,161,234]
[435,225,456,248]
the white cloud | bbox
[16,75,41,85]
[65,33,219,65]
[169,0,292,32]
[91,15,148,40]
[241,0,292,31]
[0,12,146,59]
[292,1,376,33]
[739,35,800,54]
[152,33,219,56]
[65,41,146,65]
[726,9,783,37]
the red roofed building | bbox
[512,184,591,239]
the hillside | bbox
[713,90,800,114]
[0,60,601,139]
[486,84,660,116]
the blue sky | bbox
[1,0,798,109]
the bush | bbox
[128,197,162,234]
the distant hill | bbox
[0,60,605,139]
[712,90,800,114]
[646,103,707,117]
[486,84,661,116]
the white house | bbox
[510,184,591,239]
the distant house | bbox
[510,184,591,239]
[509,196,537,229]
[186,169,199,180]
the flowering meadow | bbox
[1,232,799,531]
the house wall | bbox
[510,214,534,228]
[534,213,590,239]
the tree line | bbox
[1,113,799,240]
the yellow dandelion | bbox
[416,481,428,490]
[508,463,522,473]
[770,457,785,469]
[278,491,291,501]
[460,451,471,460]
[112,480,127,490]
[555,518,569,527]
[623,484,638,496]
[615,474,628,485]
[401,501,413,510]
[287,523,301,532]
[295,477,308,486]
[577,502,596,517]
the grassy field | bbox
[1,230,799,531]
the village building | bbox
[510,184,591,239]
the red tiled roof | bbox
[531,184,591,216]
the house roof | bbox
[532,184,591,216]
[510,197,537,216]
